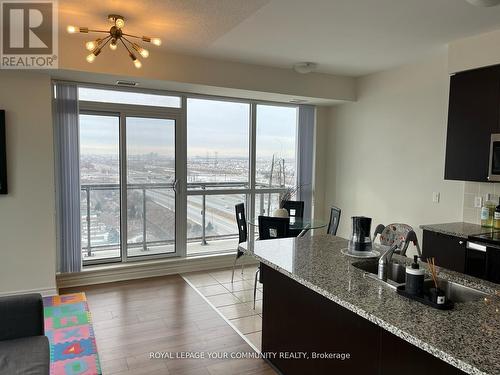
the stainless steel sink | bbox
[352,260,488,303]
[424,279,487,303]
[352,260,406,289]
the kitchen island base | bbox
[261,263,465,375]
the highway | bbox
[147,189,243,236]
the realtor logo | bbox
[1,0,58,68]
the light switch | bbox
[432,192,440,203]
[474,196,483,208]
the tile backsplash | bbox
[463,182,500,224]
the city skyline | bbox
[80,100,297,158]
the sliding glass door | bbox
[78,86,184,265]
[126,116,177,258]
[80,113,121,263]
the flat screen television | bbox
[0,110,7,194]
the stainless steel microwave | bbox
[489,134,500,181]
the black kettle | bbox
[348,216,373,252]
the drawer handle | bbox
[467,242,487,252]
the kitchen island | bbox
[241,235,500,375]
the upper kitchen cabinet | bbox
[444,64,500,182]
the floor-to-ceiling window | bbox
[255,104,298,219]
[76,85,298,265]
[186,98,251,255]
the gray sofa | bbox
[0,293,50,375]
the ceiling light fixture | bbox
[67,14,162,69]
[293,62,318,74]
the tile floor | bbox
[182,265,263,351]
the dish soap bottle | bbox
[494,198,500,230]
[481,194,496,228]
[405,256,425,296]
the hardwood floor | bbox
[61,273,276,375]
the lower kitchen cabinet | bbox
[261,263,465,375]
[422,230,466,273]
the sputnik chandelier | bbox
[67,14,161,68]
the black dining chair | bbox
[327,206,341,235]
[283,200,305,219]
[231,203,248,283]
[258,216,290,240]
[283,200,304,237]
[252,216,291,308]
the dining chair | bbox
[231,203,248,283]
[327,206,341,235]
[282,200,304,237]
[253,216,291,308]
[373,223,422,257]
[283,200,305,219]
[258,216,290,240]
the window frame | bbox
[63,80,299,266]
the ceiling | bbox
[59,0,500,77]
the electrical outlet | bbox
[432,192,440,203]
[474,196,483,208]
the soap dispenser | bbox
[405,256,424,296]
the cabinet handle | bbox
[459,241,464,245]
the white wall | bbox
[56,35,356,105]
[321,49,464,245]
[449,28,500,74]
[0,71,57,296]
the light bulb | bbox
[86,54,96,63]
[109,39,117,50]
[139,48,149,58]
[85,41,96,51]
[133,59,142,69]
[151,38,161,46]
[67,25,77,34]
[115,18,125,28]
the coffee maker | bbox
[348,216,373,252]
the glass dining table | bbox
[248,217,329,237]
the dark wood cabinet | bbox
[261,263,465,375]
[444,64,500,182]
[422,230,466,273]
[261,263,380,375]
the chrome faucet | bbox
[378,244,399,281]
[377,230,421,281]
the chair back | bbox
[258,216,290,240]
[283,200,304,219]
[235,203,247,244]
[374,223,421,257]
[327,206,341,235]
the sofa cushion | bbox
[0,293,44,341]
[0,336,49,375]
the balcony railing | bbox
[80,181,288,259]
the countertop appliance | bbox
[466,232,500,283]
[488,134,500,181]
[348,216,372,252]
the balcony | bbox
[80,182,286,264]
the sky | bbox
[79,89,298,160]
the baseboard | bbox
[57,253,258,288]
[0,287,58,297]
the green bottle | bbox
[494,198,500,230]
[481,194,496,228]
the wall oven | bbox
[488,134,500,181]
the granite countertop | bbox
[420,222,496,238]
[241,235,500,375]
